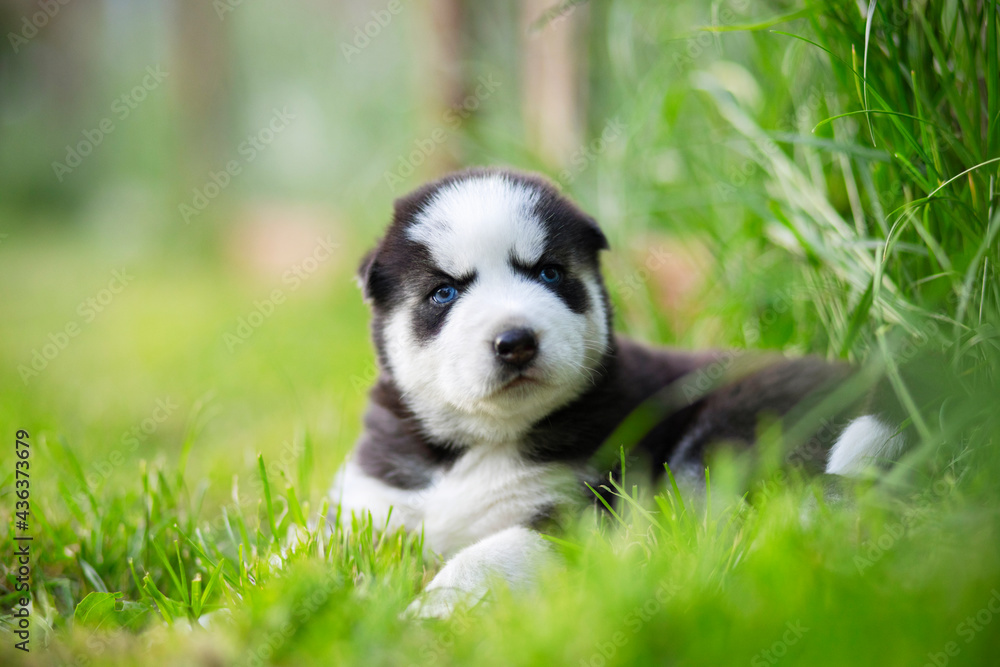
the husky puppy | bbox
[331,168,904,617]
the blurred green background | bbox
[1,0,999,664]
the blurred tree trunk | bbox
[519,0,585,169]
[422,0,466,175]
[172,0,232,193]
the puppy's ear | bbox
[535,180,610,255]
[356,242,383,304]
[566,207,609,256]
[582,213,610,252]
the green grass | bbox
[2,0,1000,665]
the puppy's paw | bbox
[403,584,485,620]
[403,526,552,620]
[404,551,491,619]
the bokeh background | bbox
[1,1,999,664]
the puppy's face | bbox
[361,169,611,445]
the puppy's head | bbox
[360,168,612,445]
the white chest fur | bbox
[332,443,580,557]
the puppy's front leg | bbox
[406,526,554,619]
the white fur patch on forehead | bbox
[407,175,547,276]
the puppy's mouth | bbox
[504,375,539,389]
[492,371,544,395]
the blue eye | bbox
[431,285,458,305]
[539,266,562,284]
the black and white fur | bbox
[331,168,903,617]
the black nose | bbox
[494,328,538,367]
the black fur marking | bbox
[355,378,460,489]
[411,298,454,343]
[664,355,856,475]
[547,273,590,314]
[361,239,437,309]
[522,173,609,260]
[524,337,718,464]
[410,271,478,344]
[508,257,591,315]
